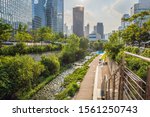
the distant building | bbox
[130,0,150,26]
[119,14,130,30]
[0,0,32,29]
[32,0,46,29]
[94,26,97,33]
[46,0,64,33]
[131,0,150,15]
[88,33,97,41]
[97,23,104,39]
[73,6,84,37]
[64,23,68,36]
[84,24,90,38]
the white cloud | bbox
[64,0,138,33]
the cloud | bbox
[64,0,138,33]
[112,0,138,14]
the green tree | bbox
[104,32,124,60]
[60,34,80,64]
[0,19,12,46]
[14,24,32,42]
[38,27,53,44]
[79,37,89,50]
[41,55,60,75]
[0,55,45,99]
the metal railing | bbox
[104,51,150,100]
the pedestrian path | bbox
[74,55,101,100]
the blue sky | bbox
[64,0,138,33]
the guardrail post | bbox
[146,67,150,100]
[112,74,116,100]
[118,54,125,100]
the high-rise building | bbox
[73,6,84,37]
[131,0,150,15]
[64,23,68,36]
[130,0,150,26]
[46,0,64,33]
[94,26,97,33]
[119,14,130,30]
[84,24,89,38]
[97,23,104,39]
[0,0,32,29]
[139,0,150,9]
[32,0,46,29]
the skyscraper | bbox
[84,24,89,38]
[32,0,46,29]
[46,0,64,33]
[97,23,104,39]
[139,0,150,9]
[73,6,84,37]
[131,0,150,15]
[0,0,32,29]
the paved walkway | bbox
[74,55,101,100]
[93,63,110,100]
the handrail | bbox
[124,67,146,84]
[124,78,144,100]
[125,51,150,62]
[123,69,146,93]
[124,83,137,100]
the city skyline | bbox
[64,0,138,33]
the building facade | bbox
[131,0,150,15]
[119,14,130,30]
[0,0,32,29]
[97,22,104,39]
[46,0,64,33]
[32,0,46,29]
[73,6,84,37]
[84,24,89,38]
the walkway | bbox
[93,63,110,100]
[74,55,101,100]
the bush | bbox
[60,51,75,65]
[41,55,60,76]
[0,43,62,56]
[0,55,45,99]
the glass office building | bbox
[46,0,64,33]
[33,0,46,29]
[0,0,32,29]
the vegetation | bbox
[0,43,62,56]
[0,55,45,99]
[104,12,150,80]
[55,55,97,100]
[90,40,105,51]
[0,19,12,47]
[60,34,88,65]
[41,55,60,76]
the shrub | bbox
[0,55,45,99]
[41,55,60,75]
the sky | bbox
[64,0,139,34]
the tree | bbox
[15,32,32,42]
[14,24,32,42]
[0,55,45,99]
[0,19,12,46]
[79,37,89,50]
[60,34,80,64]
[30,29,39,42]
[38,27,53,44]
[104,32,124,60]
[41,55,60,75]
[121,24,140,46]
